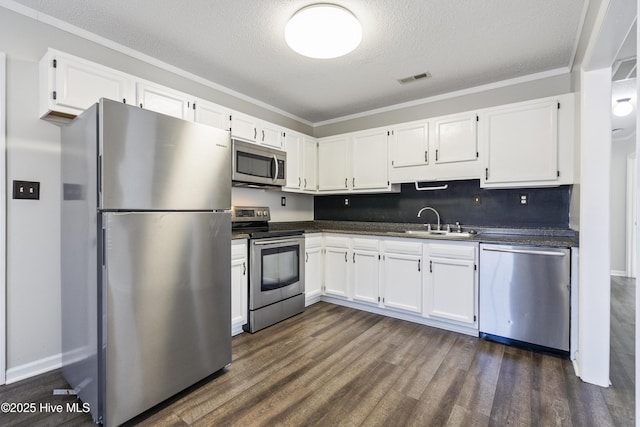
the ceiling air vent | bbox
[398,72,432,85]
[612,58,636,81]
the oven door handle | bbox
[253,239,299,246]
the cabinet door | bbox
[45,50,134,116]
[302,136,318,192]
[136,82,193,120]
[231,242,248,335]
[284,132,303,190]
[382,253,422,313]
[433,113,477,164]
[352,249,380,305]
[483,100,559,184]
[324,246,350,298]
[318,136,349,191]
[194,99,230,131]
[305,245,323,304]
[231,111,258,142]
[390,121,429,168]
[351,129,389,190]
[425,257,476,325]
[260,123,283,149]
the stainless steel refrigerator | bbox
[61,99,232,426]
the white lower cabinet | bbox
[380,240,423,314]
[231,240,248,336]
[423,242,478,327]
[304,234,324,305]
[323,235,351,299]
[316,233,478,335]
[352,238,380,305]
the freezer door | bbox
[99,99,231,211]
[101,211,231,426]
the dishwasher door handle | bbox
[482,247,567,257]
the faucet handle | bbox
[455,221,462,232]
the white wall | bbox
[611,134,636,275]
[232,187,313,222]
[4,55,62,382]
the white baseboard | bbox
[5,353,62,385]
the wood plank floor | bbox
[0,277,635,426]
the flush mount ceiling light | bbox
[285,4,362,59]
[613,98,633,117]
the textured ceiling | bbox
[8,0,587,124]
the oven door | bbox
[249,236,305,310]
[232,139,286,186]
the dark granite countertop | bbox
[233,220,578,248]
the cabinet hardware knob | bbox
[254,128,257,140]
[429,260,433,273]
[304,178,307,188]
[305,252,309,263]
[353,253,355,263]
[418,259,421,272]
[345,178,348,188]
[242,262,246,275]
[352,177,355,187]
[345,252,348,262]
[298,177,301,187]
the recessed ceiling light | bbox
[613,98,633,117]
[285,4,362,59]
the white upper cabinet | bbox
[136,81,194,120]
[351,128,390,190]
[230,111,284,149]
[318,130,397,193]
[283,132,318,193]
[480,94,574,188]
[318,135,350,191]
[433,112,478,164]
[230,110,259,142]
[390,120,430,168]
[261,122,284,149]
[194,98,230,131]
[302,136,318,192]
[284,132,303,190]
[39,49,135,120]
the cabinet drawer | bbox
[232,240,247,259]
[352,237,379,251]
[382,239,422,255]
[305,234,323,249]
[427,242,477,260]
[324,234,351,248]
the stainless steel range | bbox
[232,207,305,333]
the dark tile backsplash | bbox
[314,180,571,228]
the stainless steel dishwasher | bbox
[479,243,570,355]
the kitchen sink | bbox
[403,229,478,238]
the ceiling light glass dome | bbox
[285,4,362,59]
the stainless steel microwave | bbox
[232,139,286,187]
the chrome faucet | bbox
[417,206,441,231]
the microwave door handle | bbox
[272,155,279,182]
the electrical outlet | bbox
[281,196,286,206]
[344,198,350,207]
[519,193,529,206]
[472,195,481,206]
[13,180,40,200]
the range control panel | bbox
[231,206,271,222]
